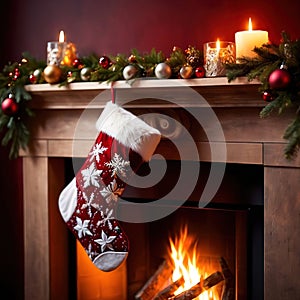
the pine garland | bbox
[3,34,300,160]
[0,46,203,158]
[226,31,300,159]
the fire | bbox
[168,226,220,300]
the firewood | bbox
[154,276,184,300]
[219,257,235,300]
[135,260,173,300]
[169,271,224,300]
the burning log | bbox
[154,276,185,300]
[135,260,173,300]
[219,257,235,300]
[169,271,224,300]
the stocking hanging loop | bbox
[110,82,116,104]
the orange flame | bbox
[168,226,220,300]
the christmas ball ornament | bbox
[268,68,291,90]
[29,74,37,84]
[1,96,19,116]
[262,90,276,102]
[195,66,206,78]
[33,68,42,82]
[179,65,193,79]
[155,62,172,79]
[43,65,62,84]
[99,56,111,69]
[80,67,92,81]
[73,58,83,69]
[122,65,138,80]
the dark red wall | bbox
[3,0,300,63]
[0,0,300,298]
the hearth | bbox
[65,159,263,300]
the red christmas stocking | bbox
[58,101,161,271]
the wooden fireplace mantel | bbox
[21,78,300,299]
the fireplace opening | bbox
[63,159,263,300]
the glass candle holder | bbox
[47,41,67,65]
[204,41,236,77]
[61,42,77,66]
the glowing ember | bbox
[168,226,220,300]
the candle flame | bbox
[216,39,220,51]
[248,18,252,31]
[59,30,65,43]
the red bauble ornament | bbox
[194,66,205,78]
[1,97,19,116]
[73,58,83,69]
[262,90,276,102]
[268,68,291,90]
[99,56,111,69]
[29,74,37,84]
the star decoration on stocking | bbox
[74,217,93,238]
[81,162,103,188]
[95,230,116,252]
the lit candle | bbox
[47,30,67,65]
[60,31,77,66]
[235,18,269,59]
[204,39,235,77]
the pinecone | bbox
[185,45,203,68]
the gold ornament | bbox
[43,65,62,84]
[180,64,193,79]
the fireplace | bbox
[66,158,263,300]
[21,78,300,300]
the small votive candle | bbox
[204,40,236,77]
[47,30,67,65]
[61,42,77,66]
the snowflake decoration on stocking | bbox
[89,141,108,162]
[105,153,130,178]
[100,178,124,204]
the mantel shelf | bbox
[25,76,260,92]
[25,77,263,110]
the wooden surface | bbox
[23,157,50,299]
[20,79,300,300]
[264,167,300,299]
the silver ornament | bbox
[80,67,92,81]
[155,62,172,79]
[180,65,193,79]
[122,65,138,80]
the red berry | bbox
[262,90,276,102]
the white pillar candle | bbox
[235,18,268,59]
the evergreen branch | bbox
[283,115,300,159]
[260,92,293,118]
